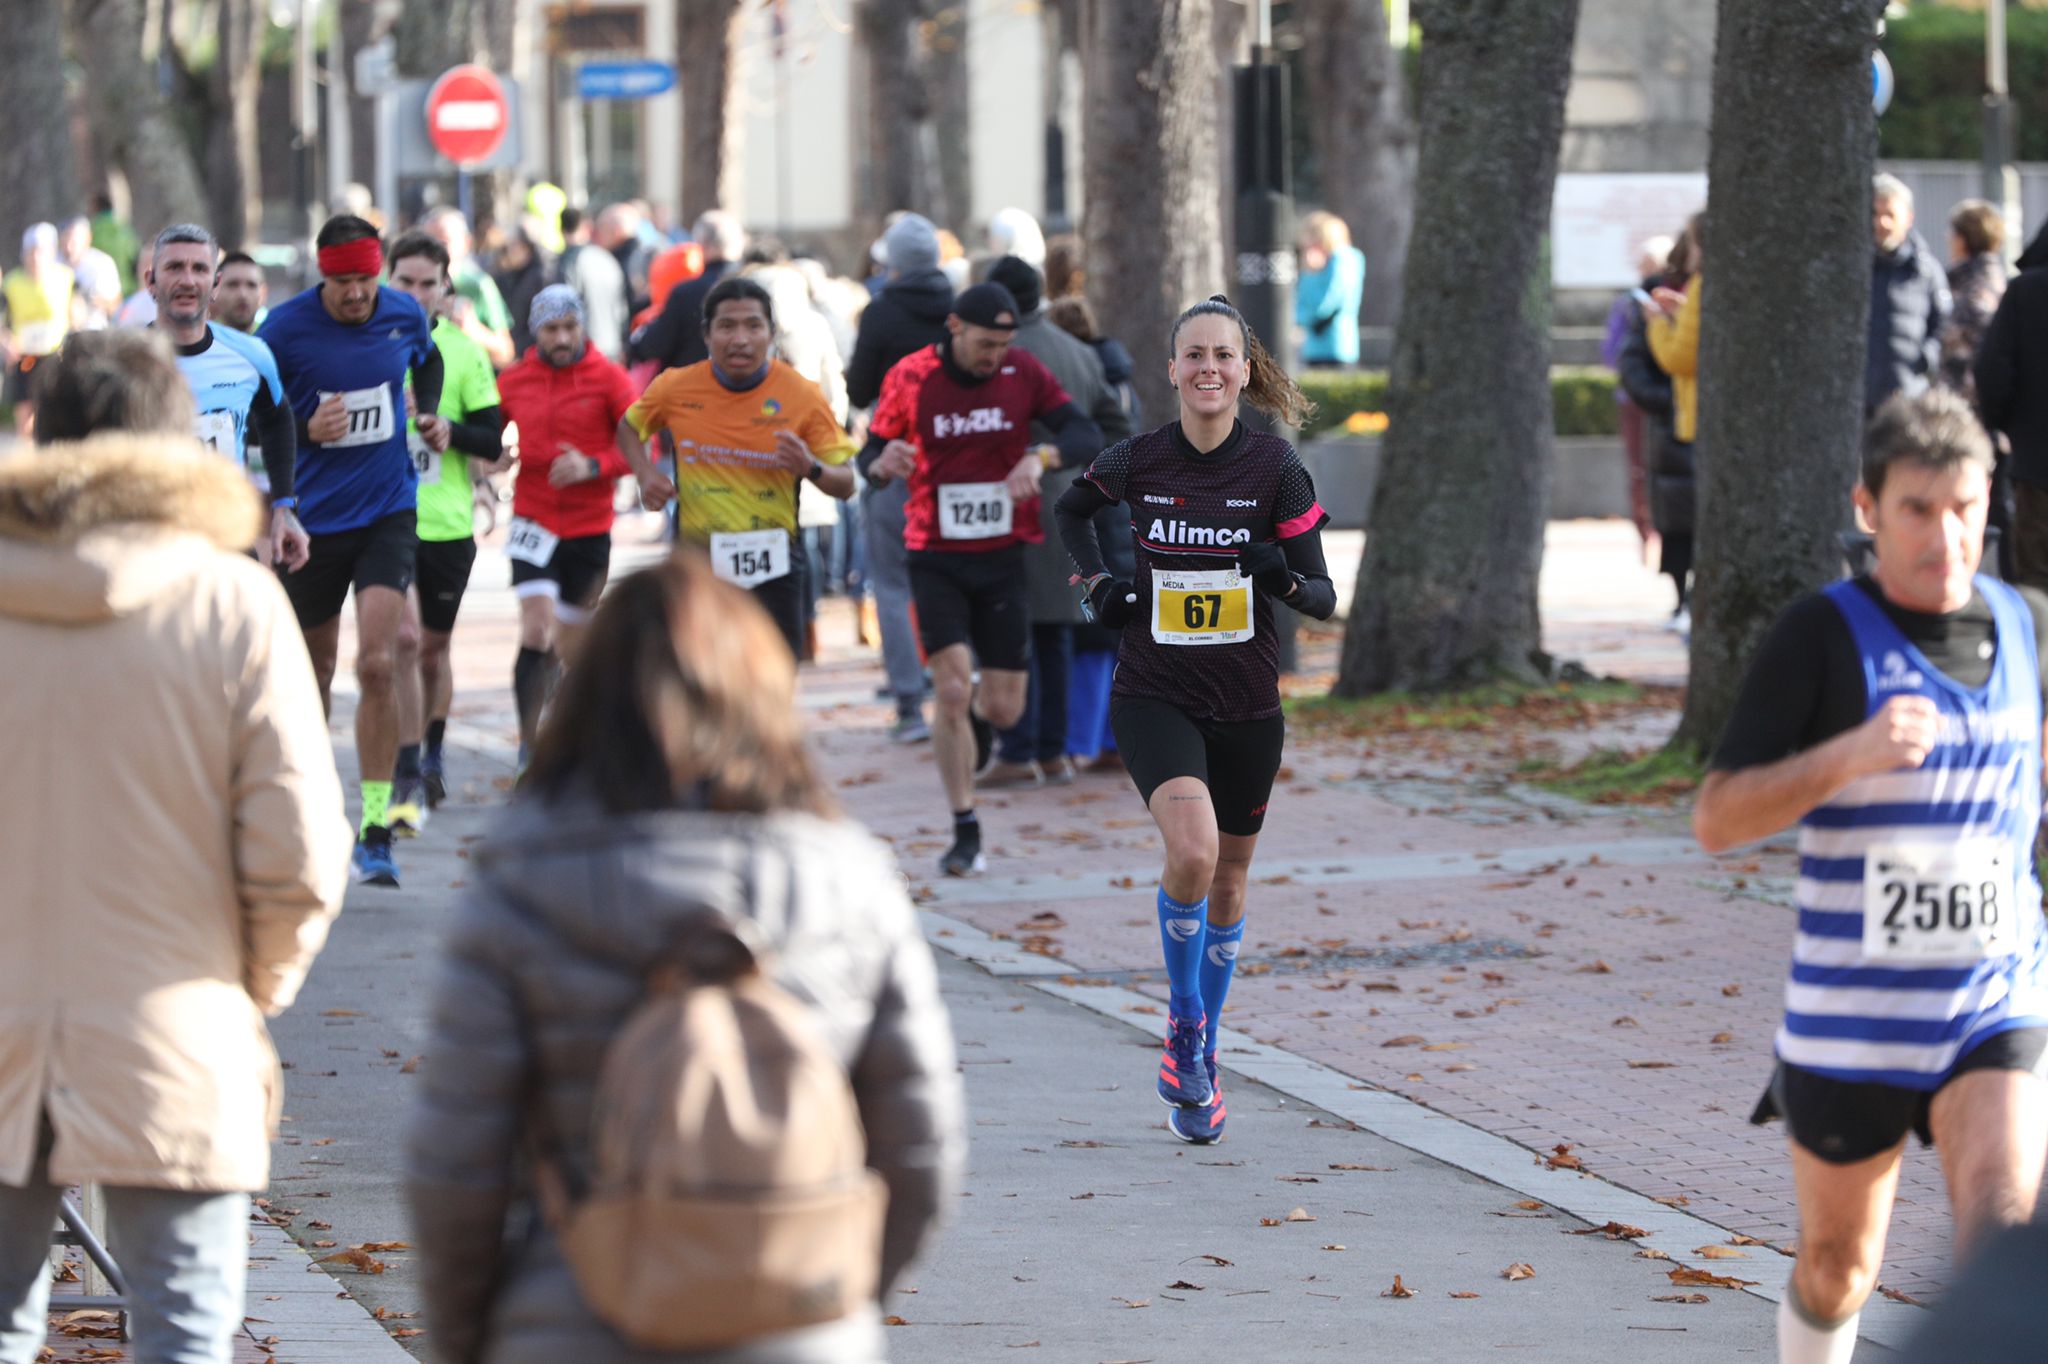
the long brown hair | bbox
[521,551,835,818]
[1168,296,1317,429]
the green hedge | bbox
[1880,7,2048,161]
[1296,366,1619,441]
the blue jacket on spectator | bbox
[1296,245,1366,366]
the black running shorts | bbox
[414,537,478,634]
[1111,694,1286,837]
[282,509,418,629]
[1751,1026,2048,1164]
[908,545,1031,672]
[510,531,611,614]
[748,565,807,662]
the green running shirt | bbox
[413,318,502,542]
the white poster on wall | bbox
[1551,173,1708,289]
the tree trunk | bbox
[67,0,205,239]
[0,0,79,258]
[341,0,384,191]
[473,0,525,230]
[1081,0,1222,428]
[1296,0,1416,328]
[677,0,747,219]
[394,1,477,76]
[205,0,263,251]
[927,4,972,234]
[1670,0,1885,755]
[1211,0,1247,270]
[1332,0,1582,696]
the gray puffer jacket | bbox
[404,798,965,1364]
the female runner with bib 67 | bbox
[1054,296,1337,1143]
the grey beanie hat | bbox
[884,213,942,275]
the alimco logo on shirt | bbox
[932,407,1013,439]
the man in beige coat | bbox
[0,330,351,1363]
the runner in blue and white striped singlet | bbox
[1787,575,2048,1086]
[1695,390,2048,1363]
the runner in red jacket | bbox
[494,286,640,765]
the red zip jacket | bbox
[499,343,637,539]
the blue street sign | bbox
[577,61,677,101]
[1873,50,1894,117]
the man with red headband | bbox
[259,215,448,889]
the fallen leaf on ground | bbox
[1711,1031,1735,1044]
[1570,1222,1647,1240]
[1545,1144,1585,1171]
[1448,1291,1481,1299]
[1692,1245,1747,1260]
[1381,1035,1425,1048]
[1722,983,1742,996]
[1381,1275,1415,1299]
[1628,1060,1677,1069]
[1880,1285,1921,1305]
[1653,1293,1710,1304]
[1330,1164,1391,1172]
[1513,1200,1544,1211]
[1654,1195,1691,1207]
[1613,1016,1639,1028]
[1285,1207,1316,1222]
[1113,1297,1150,1309]
[1258,1217,1282,1227]
[1192,1254,1233,1267]
[1321,1244,1346,1251]
[315,1247,386,1274]
[1727,1235,1772,1247]
[1668,1267,1756,1289]
[1421,1042,1467,1052]
[882,1315,910,1326]
[1166,1280,1203,1291]
[1502,1263,1536,1281]
[1577,960,1614,974]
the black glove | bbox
[1236,541,1297,599]
[1085,576,1140,628]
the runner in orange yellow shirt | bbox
[616,276,857,657]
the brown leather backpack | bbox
[529,921,888,1351]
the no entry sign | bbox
[424,65,510,166]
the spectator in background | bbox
[1603,234,1674,561]
[59,215,122,331]
[422,206,517,369]
[1974,229,2048,593]
[1867,173,1952,415]
[1941,200,2007,399]
[1047,292,1142,433]
[88,194,140,297]
[1647,216,1703,634]
[597,202,659,316]
[212,251,269,334]
[987,207,1047,269]
[115,237,158,329]
[0,329,349,1364]
[560,207,630,364]
[1295,210,1366,368]
[2,223,74,439]
[1044,233,1084,301]
[1942,200,2013,579]
[524,182,569,255]
[846,212,955,744]
[629,210,744,375]
[404,552,964,1364]
[491,219,557,360]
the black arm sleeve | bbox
[410,347,445,419]
[854,432,890,482]
[250,382,298,501]
[1708,596,1851,772]
[1037,401,1104,469]
[630,284,690,368]
[1974,283,2023,431]
[1054,476,1117,581]
[448,404,503,461]
[1279,530,1338,620]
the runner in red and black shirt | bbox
[1055,296,1335,1145]
[858,281,1103,877]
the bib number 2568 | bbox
[1863,840,2017,964]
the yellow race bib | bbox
[1150,569,1254,646]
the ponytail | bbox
[1168,295,1317,430]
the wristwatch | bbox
[271,496,299,512]
[807,459,825,482]
[1035,444,1059,471]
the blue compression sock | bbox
[1199,919,1245,1059]
[1157,887,1208,1019]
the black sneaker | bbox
[940,824,986,878]
[421,750,448,809]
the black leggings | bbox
[1111,696,1285,837]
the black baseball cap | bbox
[953,282,1021,331]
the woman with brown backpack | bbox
[405,552,965,1363]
